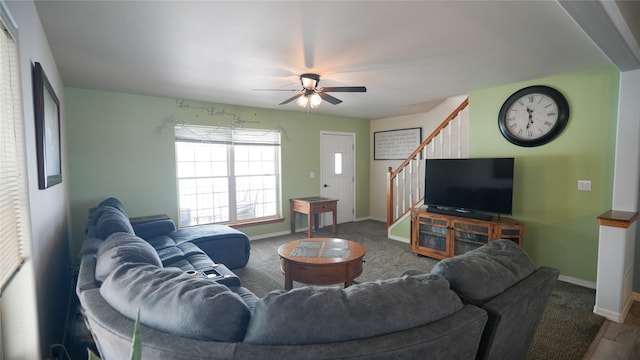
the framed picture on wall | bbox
[33,62,62,189]
[373,127,422,160]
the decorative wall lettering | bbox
[373,127,422,160]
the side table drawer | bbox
[310,202,335,212]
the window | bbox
[0,4,29,292]
[334,152,343,175]
[175,125,281,227]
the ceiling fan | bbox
[257,73,367,109]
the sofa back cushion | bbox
[95,232,162,282]
[431,239,537,303]
[96,206,134,239]
[244,273,463,345]
[98,197,128,215]
[88,197,128,226]
[100,263,251,342]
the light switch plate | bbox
[578,180,591,191]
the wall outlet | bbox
[309,172,315,179]
[578,180,591,191]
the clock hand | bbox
[526,107,534,130]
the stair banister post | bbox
[387,167,394,227]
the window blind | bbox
[175,125,280,145]
[0,5,29,293]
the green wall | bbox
[66,66,619,282]
[469,66,619,282]
[65,88,370,259]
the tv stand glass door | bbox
[410,208,523,260]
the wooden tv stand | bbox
[410,208,523,260]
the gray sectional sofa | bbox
[76,198,558,360]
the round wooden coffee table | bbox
[277,238,366,290]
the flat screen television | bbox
[424,158,514,220]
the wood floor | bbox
[583,301,640,359]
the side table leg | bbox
[332,210,337,235]
[290,207,295,234]
[308,213,314,238]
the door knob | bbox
[323,184,329,187]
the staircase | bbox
[386,98,469,228]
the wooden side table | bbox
[290,197,338,238]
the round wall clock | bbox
[498,85,569,147]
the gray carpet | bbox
[234,219,605,360]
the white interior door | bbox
[320,132,355,225]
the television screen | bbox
[424,158,514,216]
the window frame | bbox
[175,125,282,227]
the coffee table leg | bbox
[284,272,293,290]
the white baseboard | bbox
[593,293,634,323]
[249,218,382,241]
[355,216,375,222]
[248,230,291,240]
[558,275,596,289]
[388,234,409,243]
[593,305,626,323]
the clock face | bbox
[498,86,569,147]
[505,93,558,140]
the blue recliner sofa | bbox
[86,197,250,270]
[76,197,555,360]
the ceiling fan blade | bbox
[318,92,343,105]
[252,88,300,91]
[279,93,303,105]
[320,86,367,93]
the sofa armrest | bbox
[129,214,171,226]
[131,217,176,240]
[77,254,99,297]
[478,266,559,360]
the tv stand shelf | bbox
[410,208,523,260]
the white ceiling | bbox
[33,0,640,120]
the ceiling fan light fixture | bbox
[296,93,323,109]
[296,94,309,107]
[300,73,320,90]
[259,72,365,109]
[309,93,322,108]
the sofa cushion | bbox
[168,224,251,269]
[88,197,128,226]
[243,273,463,345]
[95,232,162,282]
[156,242,209,268]
[132,219,176,240]
[100,263,251,342]
[96,206,135,239]
[431,239,537,303]
[98,197,128,215]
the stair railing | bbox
[386,98,469,227]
